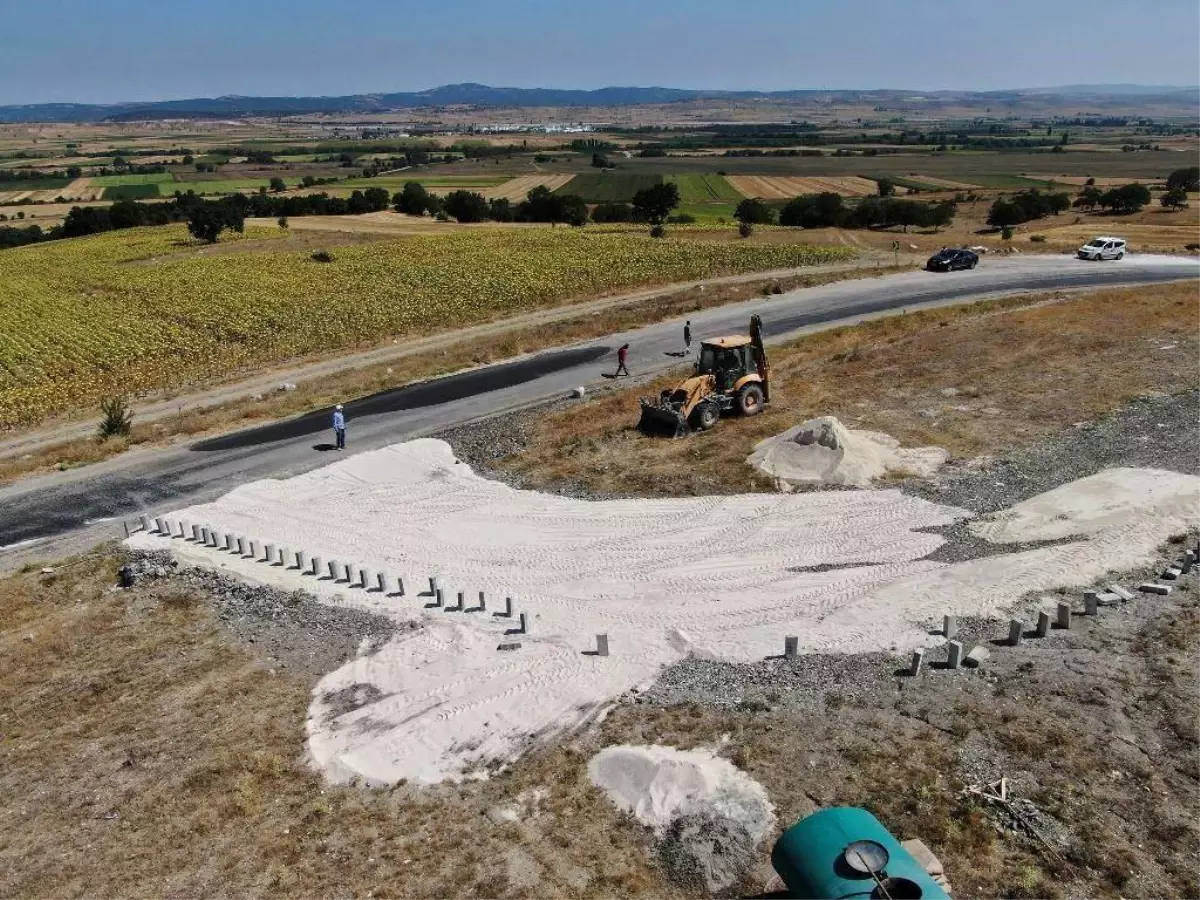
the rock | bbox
[278,382,297,392]
[39,567,55,575]
[497,642,522,651]
[571,386,586,399]
[963,645,990,668]
[1097,591,1122,606]
[1161,567,1182,580]
[657,812,757,893]
[1107,584,1134,601]
[900,838,944,876]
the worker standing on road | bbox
[683,320,692,355]
[615,344,630,377]
[333,404,346,450]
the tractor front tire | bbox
[737,383,765,417]
[691,401,719,431]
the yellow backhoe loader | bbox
[638,315,770,437]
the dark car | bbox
[925,248,979,271]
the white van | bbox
[1077,236,1126,260]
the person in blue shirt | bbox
[332,404,346,450]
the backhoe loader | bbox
[638,315,770,437]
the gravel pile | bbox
[657,811,757,893]
[124,548,401,677]
[637,652,896,713]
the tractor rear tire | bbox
[737,383,765,417]
[691,401,719,431]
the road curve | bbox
[2,253,1195,565]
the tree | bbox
[516,186,588,226]
[66,166,82,179]
[97,396,133,438]
[394,181,433,216]
[107,198,144,230]
[1074,186,1102,210]
[734,197,775,226]
[362,187,390,212]
[1160,188,1188,209]
[1098,183,1151,214]
[269,177,286,193]
[186,201,244,243]
[1048,192,1071,214]
[986,198,1024,229]
[61,205,113,237]
[631,183,680,227]
[277,215,289,229]
[876,177,895,197]
[591,152,614,169]
[591,202,633,223]
[924,200,957,231]
[779,192,845,228]
[1165,166,1199,193]
[488,198,514,222]
[443,190,490,223]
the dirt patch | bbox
[498,281,1200,497]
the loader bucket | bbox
[638,399,689,438]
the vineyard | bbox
[0,225,853,428]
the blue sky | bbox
[2,0,1198,105]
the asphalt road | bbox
[2,253,1196,567]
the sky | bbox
[2,0,1198,105]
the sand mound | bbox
[589,744,774,891]
[748,416,949,488]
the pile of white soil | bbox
[589,744,775,891]
[748,415,949,489]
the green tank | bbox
[770,807,949,900]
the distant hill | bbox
[1,82,1196,123]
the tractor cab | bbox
[696,336,755,393]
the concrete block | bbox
[477,591,486,611]
[943,615,957,639]
[434,588,443,607]
[1035,611,1050,638]
[377,572,388,592]
[1083,590,1099,615]
[503,596,513,617]
[497,642,522,651]
[1057,601,1071,629]
[1161,567,1182,581]
[1107,584,1134,601]
[396,576,405,596]
[519,612,529,634]
[963,645,990,668]
[328,560,340,580]
[358,568,369,588]
[310,556,322,576]
[1139,582,1172,596]
[946,640,963,669]
[155,517,167,534]
[428,576,437,595]
[205,529,218,547]
[596,634,609,657]
[342,563,353,584]
[139,514,151,532]
[1180,551,1194,575]
[294,550,306,570]
[784,635,798,658]
[909,649,924,676]
[191,524,203,542]
[900,839,944,877]
[247,540,258,559]
[263,544,275,563]
[174,521,186,538]
[1097,591,1121,606]
[1008,619,1023,646]
[448,591,464,611]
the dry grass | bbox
[0,265,902,487]
[500,280,1200,496]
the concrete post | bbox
[596,634,609,657]
[451,591,464,611]
[503,597,513,617]
[140,514,151,532]
[155,517,167,534]
[434,588,443,607]
[191,524,202,542]
[428,576,437,595]
[909,649,924,676]
[1057,601,1071,629]
[946,640,963,669]
[1084,591,1098,616]
[1181,551,1194,574]
[294,550,305,570]
[206,528,217,547]
[396,576,405,596]
[328,560,340,580]
[174,520,185,538]
[359,568,369,588]
[377,572,388,592]
[310,556,322,576]
[248,540,259,559]
[1035,611,1051,638]
[943,615,957,639]
[1008,619,1023,647]
[342,563,353,584]
[263,544,275,564]
[478,591,486,611]
[519,612,529,634]
[123,520,130,538]
[784,635,799,659]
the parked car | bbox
[925,248,979,271]
[1077,236,1126,260]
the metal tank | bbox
[770,807,949,900]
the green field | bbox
[556,173,663,202]
[165,178,291,196]
[0,177,71,192]
[102,184,161,200]
[665,173,743,204]
[336,175,508,192]
[90,173,177,186]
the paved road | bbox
[2,253,1195,567]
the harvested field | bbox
[900,174,980,190]
[56,177,102,201]
[482,173,575,201]
[1024,223,1200,251]
[500,281,1200,497]
[727,175,882,199]
[1029,174,1156,187]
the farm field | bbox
[1022,222,1200,252]
[555,172,663,202]
[481,173,575,200]
[727,175,882,199]
[89,172,177,186]
[0,225,853,428]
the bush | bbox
[734,197,776,226]
[1166,166,1199,192]
[1185,242,1199,251]
[311,249,334,263]
[649,225,665,238]
[1029,234,1047,242]
[738,221,754,238]
[666,213,695,224]
[434,211,451,222]
[1001,225,1014,240]
[98,396,133,438]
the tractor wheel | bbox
[737,383,765,417]
[690,401,719,431]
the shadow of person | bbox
[312,443,337,451]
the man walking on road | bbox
[615,344,630,377]
[683,320,692,355]
[333,404,346,450]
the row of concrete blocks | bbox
[136,515,614,657]
[905,556,1199,676]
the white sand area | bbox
[126,439,1199,786]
